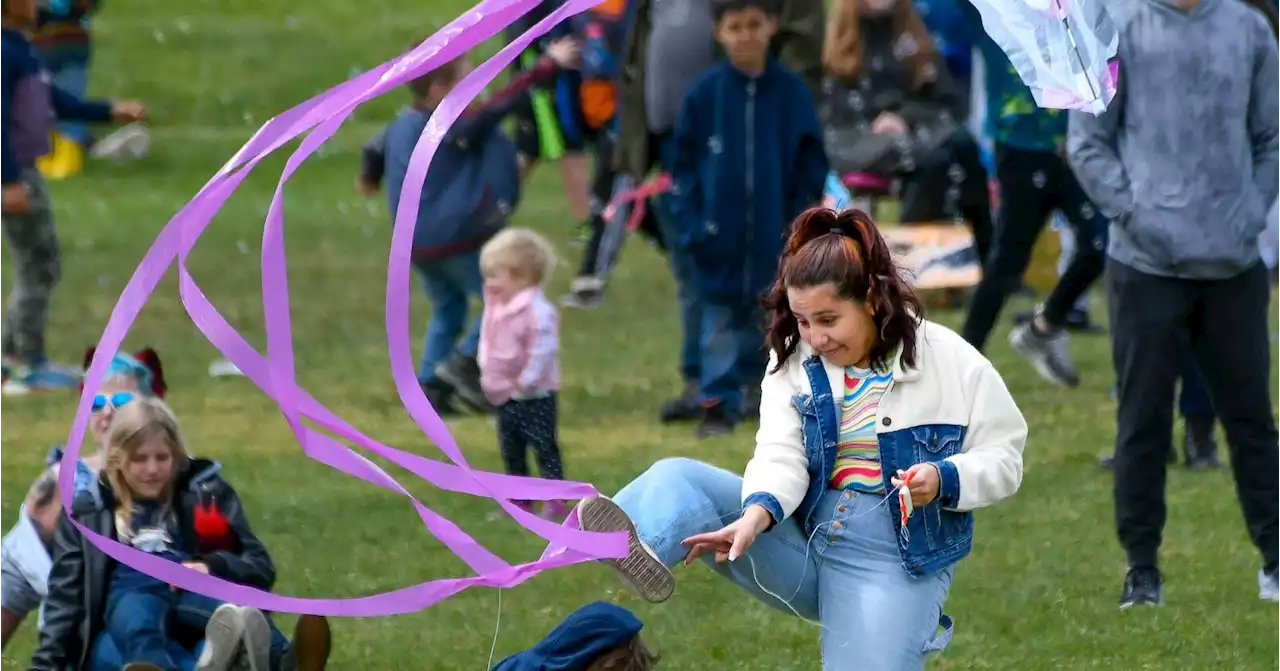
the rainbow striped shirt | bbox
[828,364,893,493]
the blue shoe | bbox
[4,359,82,395]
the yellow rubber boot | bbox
[36,132,85,180]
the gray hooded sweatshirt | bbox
[1067,0,1279,279]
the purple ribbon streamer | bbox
[56,0,628,617]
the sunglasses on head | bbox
[91,392,136,413]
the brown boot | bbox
[283,615,331,671]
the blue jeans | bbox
[96,584,288,670]
[615,458,954,671]
[41,54,92,146]
[653,133,702,384]
[413,252,484,384]
[698,300,765,417]
[1179,355,1214,419]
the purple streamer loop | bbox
[57,0,629,617]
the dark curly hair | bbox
[763,207,924,373]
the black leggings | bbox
[897,129,993,266]
[960,144,1107,351]
[498,394,564,480]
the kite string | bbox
[487,587,503,670]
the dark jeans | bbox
[413,252,485,384]
[650,132,703,384]
[898,129,993,266]
[97,583,288,670]
[1179,355,1214,418]
[1107,260,1278,572]
[497,394,564,480]
[961,144,1107,350]
[697,299,766,419]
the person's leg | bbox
[0,170,77,391]
[526,394,565,480]
[582,457,820,617]
[413,258,467,386]
[652,132,703,418]
[88,631,125,671]
[960,145,1052,351]
[697,300,742,437]
[737,305,768,419]
[1177,354,1219,468]
[1007,159,1105,386]
[496,401,531,477]
[424,251,490,411]
[0,528,42,649]
[171,592,246,671]
[1107,261,1189,605]
[104,587,176,667]
[815,491,954,671]
[1189,264,1280,583]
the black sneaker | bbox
[659,383,702,423]
[695,403,733,439]
[1119,566,1164,608]
[422,379,461,417]
[434,356,492,413]
[1183,415,1221,470]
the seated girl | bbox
[819,0,992,264]
[1,350,163,649]
[29,395,320,671]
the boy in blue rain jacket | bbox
[671,0,828,439]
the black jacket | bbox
[30,458,276,671]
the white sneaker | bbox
[90,123,151,161]
[1259,569,1279,602]
[195,604,245,671]
[237,606,274,671]
[576,496,675,603]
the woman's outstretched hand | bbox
[680,504,773,565]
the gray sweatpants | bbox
[1,168,60,363]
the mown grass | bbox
[2,0,1277,668]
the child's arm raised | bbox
[445,38,580,149]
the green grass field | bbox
[3,0,1278,668]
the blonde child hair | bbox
[105,396,190,542]
[480,228,558,285]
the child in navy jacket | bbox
[671,0,829,438]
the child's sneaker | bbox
[1259,568,1279,602]
[3,359,82,395]
[435,355,492,413]
[576,496,674,603]
[236,606,273,671]
[695,403,734,440]
[561,276,605,310]
[195,603,245,671]
[90,122,152,161]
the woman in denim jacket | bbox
[575,207,1026,670]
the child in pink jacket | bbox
[478,228,568,520]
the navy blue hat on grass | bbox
[491,601,645,671]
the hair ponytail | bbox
[764,207,924,372]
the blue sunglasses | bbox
[91,392,136,413]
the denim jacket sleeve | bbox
[740,351,810,528]
[941,362,1026,511]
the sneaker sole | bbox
[195,604,244,671]
[238,606,273,671]
[577,497,675,603]
[1008,329,1079,388]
